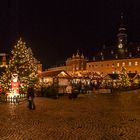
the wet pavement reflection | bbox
[0,90,140,140]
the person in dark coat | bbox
[27,86,35,110]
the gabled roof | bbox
[127,73,137,79]
[104,74,120,80]
[39,70,71,78]
[104,73,140,81]
[128,73,140,79]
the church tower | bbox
[117,13,127,58]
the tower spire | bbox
[117,13,127,58]
[120,12,124,27]
[117,13,127,45]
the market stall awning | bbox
[103,74,120,80]
[39,70,71,78]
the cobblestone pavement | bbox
[1,90,140,140]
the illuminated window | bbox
[128,62,132,66]
[73,66,75,71]
[129,53,132,57]
[135,61,138,66]
[122,62,125,66]
[112,63,114,67]
[117,63,119,67]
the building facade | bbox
[65,51,87,72]
[0,53,8,68]
[47,51,88,74]
[87,14,140,76]
[87,58,140,76]
[46,14,140,77]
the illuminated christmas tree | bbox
[0,38,39,93]
[119,66,131,87]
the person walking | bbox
[27,86,35,110]
[66,84,73,99]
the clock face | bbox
[118,43,123,49]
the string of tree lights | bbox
[0,38,39,94]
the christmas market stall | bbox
[39,70,71,94]
[127,73,140,88]
[70,71,102,93]
[102,73,121,88]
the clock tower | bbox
[117,13,127,58]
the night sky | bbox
[0,0,140,69]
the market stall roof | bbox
[103,74,120,80]
[39,70,71,78]
[104,73,140,81]
[127,73,140,79]
[70,71,102,79]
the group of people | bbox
[66,84,79,99]
[26,83,78,109]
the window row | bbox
[88,61,139,68]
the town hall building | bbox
[46,14,140,77]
